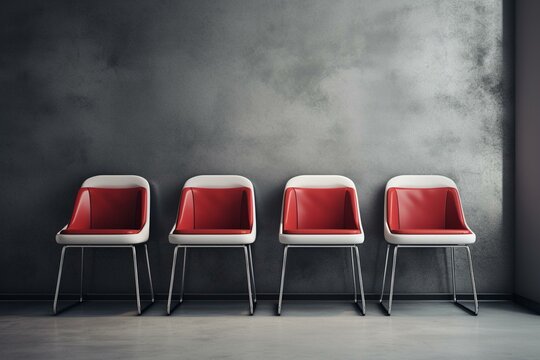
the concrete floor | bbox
[0,300,538,360]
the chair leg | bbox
[79,248,84,303]
[453,246,479,315]
[380,245,398,316]
[248,244,257,304]
[350,247,357,303]
[53,246,67,314]
[179,247,187,303]
[451,247,457,302]
[277,245,289,315]
[379,244,391,303]
[354,246,366,315]
[167,246,179,315]
[132,246,141,315]
[144,244,155,303]
[243,246,254,315]
[466,246,479,315]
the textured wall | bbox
[0,0,510,296]
[515,0,540,303]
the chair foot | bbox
[454,300,479,316]
[379,301,392,316]
[354,301,366,316]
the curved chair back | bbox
[177,175,256,234]
[80,175,150,233]
[280,175,362,234]
[384,175,469,233]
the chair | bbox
[278,175,365,315]
[167,175,256,315]
[54,175,154,315]
[379,175,478,315]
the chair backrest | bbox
[78,175,150,230]
[280,175,362,233]
[177,175,256,231]
[284,175,356,189]
[384,175,468,231]
[184,175,253,189]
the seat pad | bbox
[284,229,361,235]
[174,229,252,235]
[391,228,471,235]
[61,228,142,235]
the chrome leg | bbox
[379,244,391,303]
[53,247,67,314]
[167,246,179,315]
[466,246,479,315]
[248,245,257,304]
[277,246,289,315]
[243,246,254,315]
[451,247,457,302]
[350,247,357,303]
[387,245,399,315]
[79,248,84,303]
[451,246,479,316]
[379,245,398,316]
[179,247,187,303]
[144,244,155,303]
[354,246,366,315]
[132,246,141,315]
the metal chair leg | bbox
[53,246,67,314]
[248,244,257,304]
[466,246,479,315]
[379,244,391,303]
[167,246,179,315]
[354,246,366,315]
[243,246,254,315]
[144,244,155,303]
[380,245,398,316]
[277,245,289,315]
[179,247,187,303]
[79,248,84,303]
[453,246,479,315]
[132,246,141,315]
[350,247,357,303]
[451,247,457,302]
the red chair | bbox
[167,175,256,315]
[277,175,365,315]
[54,175,154,315]
[379,175,478,315]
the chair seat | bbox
[384,230,475,245]
[279,233,364,245]
[56,229,149,245]
[61,229,142,235]
[391,229,471,235]
[174,229,251,235]
[284,229,361,235]
[169,232,256,245]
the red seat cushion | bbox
[174,187,253,235]
[387,187,471,235]
[61,187,147,235]
[283,187,361,235]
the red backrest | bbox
[176,187,253,230]
[67,187,147,230]
[283,187,359,230]
[387,187,467,230]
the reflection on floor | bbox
[0,301,538,359]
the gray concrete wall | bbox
[0,0,510,296]
[515,0,540,303]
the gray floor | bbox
[0,300,538,360]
